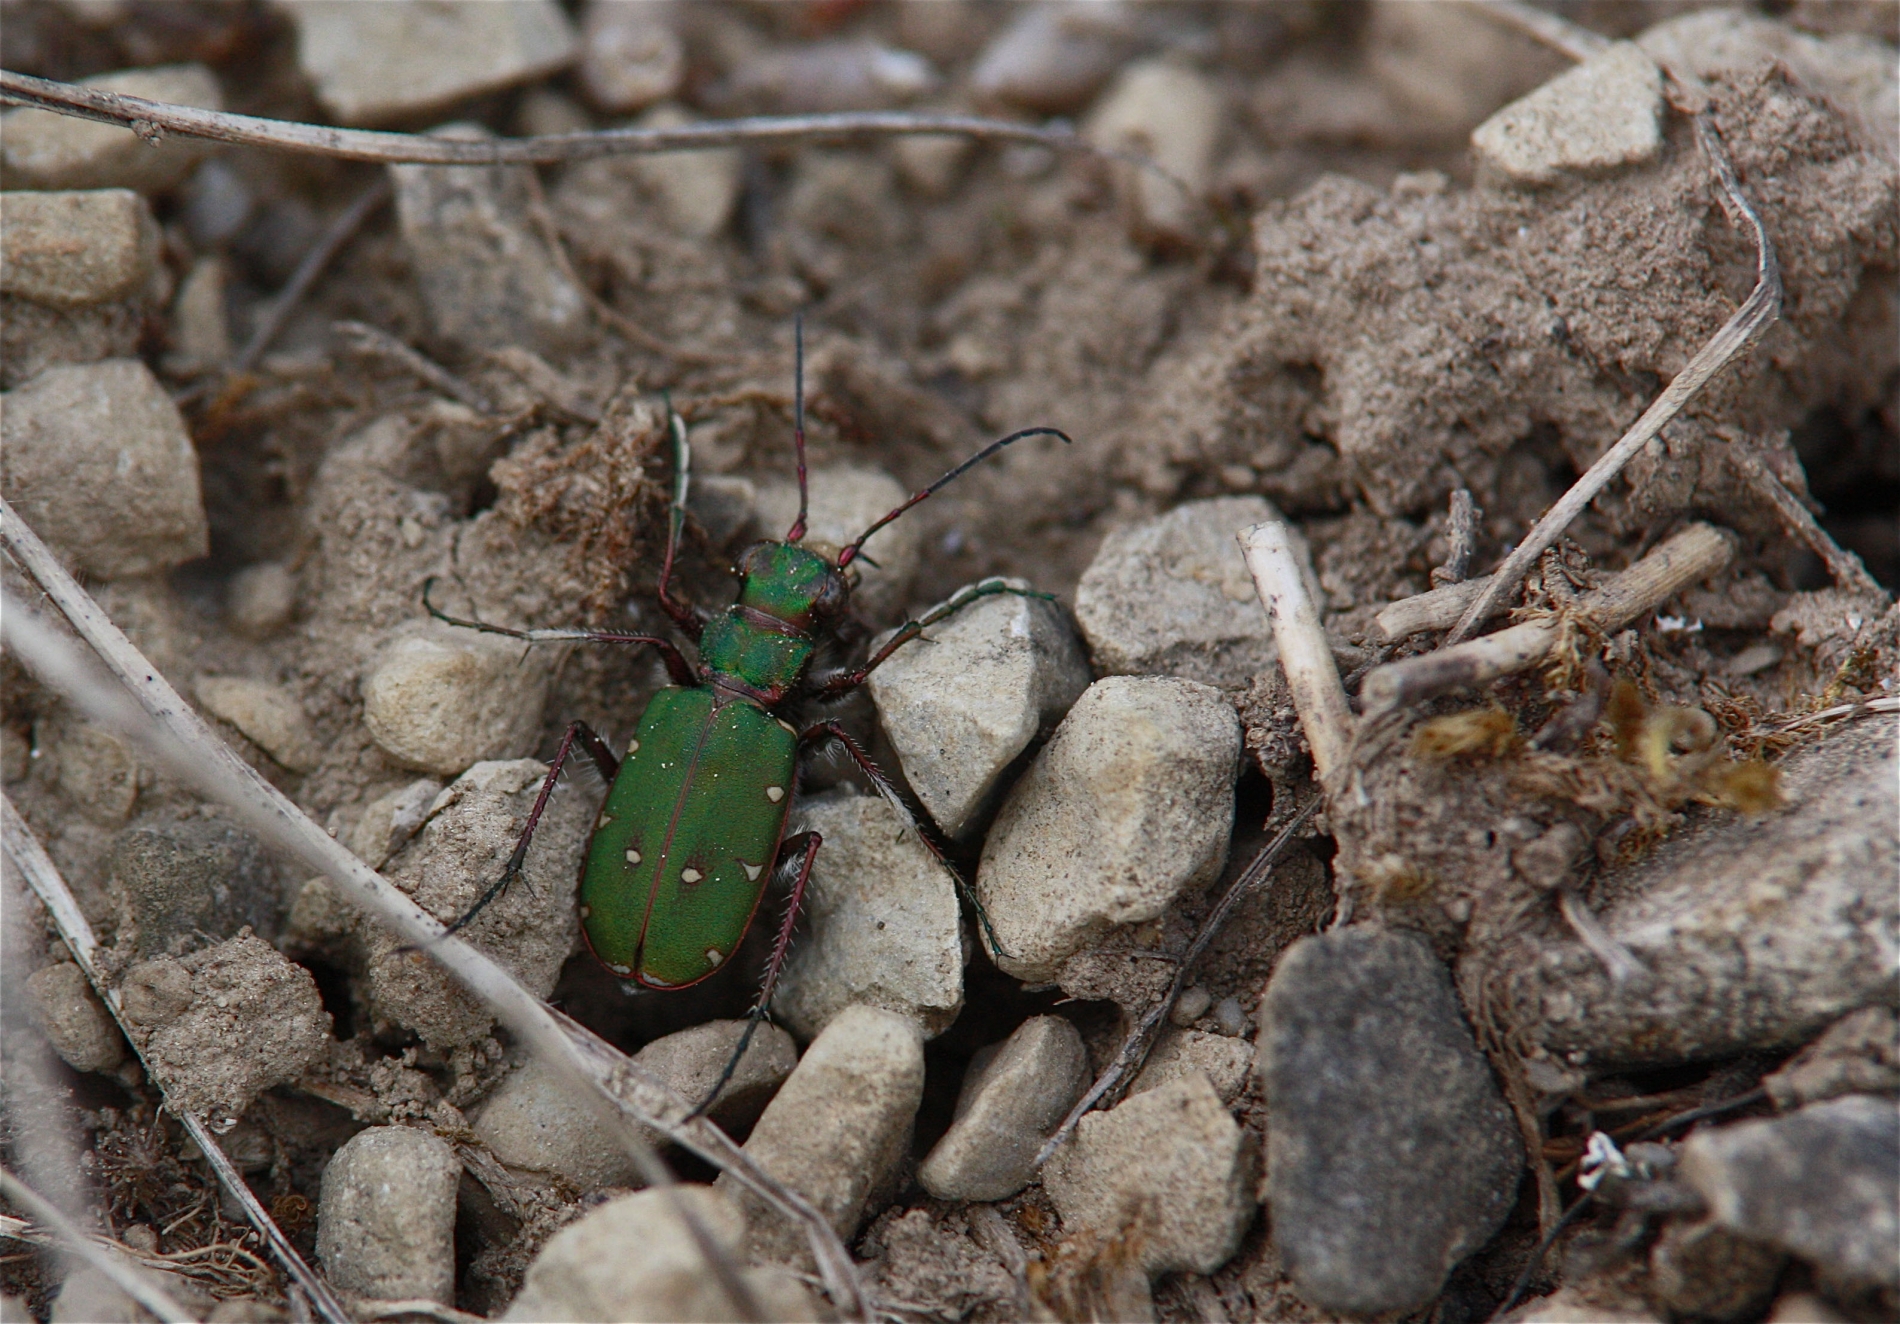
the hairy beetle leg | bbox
[422,578,698,686]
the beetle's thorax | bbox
[697,540,841,704]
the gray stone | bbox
[1044,1072,1256,1278]
[0,64,223,192]
[388,125,591,356]
[317,1126,460,1304]
[685,473,757,550]
[1084,59,1222,244]
[970,2,1145,114]
[718,40,938,115]
[122,932,331,1121]
[919,1015,1088,1201]
[502,1185,817,1323]
[1648,1218,1785,1320]
[360,622,554,776]
[347,777,443,867]
[1766,1006,1900,1110]
[0,190,160,306]
[362,759,588,1048]
[1491,717,1899,1065]
[579,0,684,114]
[0,288,145,388]
[109,816,285,956]
[755,465,921,621]
[1680,1094,1899,1291]
[1472,42,1664,187]
[773,791,964,1040]
[867,581,1090,838]
[1259,927,1523,1316]
[194,676,321,773]
[1075,496,1307,689]
[975,676,1240,983]
[48,716,143,823]
[1,359,209,579]
[599,103,745,241]
[226,562,297,638]
[1170,985,1213,1027]
[49,1265,211,1324]
[24,962,125,1074]
[1211,995,1251,1038]
[722,1004,924,1268]
[164,255,231,376]
[473,1021,797,1190]
[1131,1027,1253,1105]
[281,0,578,127]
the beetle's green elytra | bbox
[424,314,1071,1112]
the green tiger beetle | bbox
[424,319,1069,1113]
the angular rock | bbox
[1472,41,1664,187]
[722,1004,924,1268]
[164,255,231,376]
[388,125,591,356]
[362,759,587,1048]
[1085,59,1222,244]
[281,0,578,127]
[1680,1094,1899,1291]
[1131,1027,1253,1104]
[347,777,443,867]
[1648,1218,1785,1320]
[1076,496,1306,689]
[970,2,1145,114]
[24,962,125,1074]
[109,816,285,956]
[1365,0,1567,141]
[0,64,223,192]
[919,1015,1088,1201]
[1489,717,1899,1065]
[226,562,297,638]
[579,0,684,114]
[975,676,1240,983]
[1044,1073,1256,1278]
[317,1126,460,1304]
[1766,1005,1900,1110]
[120,932,331,1121]
[0,190,160,306]
[360,622,554,776]
[1,359,209,579]
[868,581,1090,838]
[773,791,964,1040]
[473,1021,797,1190]
[502,1185,816,1323]
[755,465,921,620]
[616,103,745,240]
[1260,927,1523,1316]
[194,676,321,773]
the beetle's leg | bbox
[688,829,822,1119]
[423,578,697,685]
[437,721,620,939]
[654,403,706,640]
[796,720,1012,962]
[806,577,1058,697]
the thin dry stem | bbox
[1238,522,1353,779]
[1378,574,1499,641]
[1474,0,1613,63]
[0,1169,196,1324]
[333,320,494,412]
[1725,448,1886,599]
[1447,116,1782,644]
[1432,488,1482,588]
[228,178,391,378]
[0,497,867,1322]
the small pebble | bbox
[164,255,232,376]
[619,103,745,240]
[867,580,1090,838]
[1765,1005,1900,1110]
[180,159,255,250]
[1044,1072,1256,1278]
[1131,1027,1253,1104]
[0,63,223,191]
[226,561,297,638]
[194,675,321,773]
[716,40,937,114]
[388,124,591,355]
[109,817,284,956]
[0,359,209,580]
[360,622,554,776]
[722,1004,925,1269]
[1211,995,1250,1038]
[970,2,1145,114]
[1680,1094,1899,1291]
[975,676,1240,984]
[48,716,142,823]
[754,465,923,620]
[24,962,125,1074]
[1648,1218,1785,1319]
[0,189,160,307]
[1259,927,1523,1316]
[1171,985,1213,1027]
[1075,496,1307,690]
[578,0,684,113]
[317,1126,460,1304]
[685,473,757,549]
[502,1185,816,1323]
[346,777,443,866]
[773,791,964,1040]
[284,0,578,127]
[1084,59,1222,244]
[1471,41,1664,187]
[918,1015,1088,1201]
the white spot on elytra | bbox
[626,848,642,865]
[627,739,641,755]
[579,904,591,919]
[741,861,762,881]
[777,718,797,734]
[599,814,613,825]
[705,948,724,967]
[766,785,785,802]
[681,867,703,883]
[608,962,633,976]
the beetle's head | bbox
[734,539,849,628]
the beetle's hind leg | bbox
[688,830,822,1120]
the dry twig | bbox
[1237,522,1353,779]
[0,1169,195,1324]
[332,320,494,412]
[1724,448,1886,599]
[229,179,392,379]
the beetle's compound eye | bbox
[813,567,850,618]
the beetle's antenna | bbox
[837,426,1072,569]
[786,312,810,544]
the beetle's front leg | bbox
[805,577,1057,697]
[423,579,699,686]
